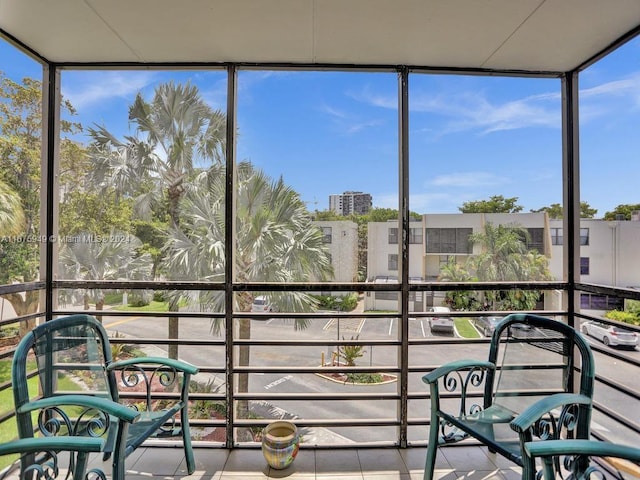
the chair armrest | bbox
[525,439,640,463]
[17,394,140,424]
[526,440,640,479]
[422,360,495,384]
[510,393,591,434]
[108,356,199,375]
[0,436,104,456]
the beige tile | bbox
[182,471,223,480]
[175,448,229,477]
[404,446,451,471]
[222,449,270,476]
[316,476,364,480]
[442,446,498,472]
[453,470,505,480]
[315,449,363,476]
[220,475,270,480]
[362,472,411,480]
[126,446,185,476]
[357,449,409,475]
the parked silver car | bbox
[581,321,638,348]
[428,306,454,334]
[474,316,503,337]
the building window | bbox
[388,254,398,271]
[388,227,398,244]
[426,228,472,254]
[580,228,589,246]
[580,294,624,310]
[409,227,423,244]
[389,227,422,244]
[526,228,544,252]
[321,227,332,243]
[551,228,588,246]
[580,257,589,275]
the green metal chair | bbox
[422,313,595,480]
[525,439,640,479]
[12,314,199,480]
[0,436,106,480]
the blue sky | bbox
[2,37,639,217]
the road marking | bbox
[264,375,293,390]
[104,316,141,328]
[323,318,365,333]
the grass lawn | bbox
[112,300,171,312]
[0,360,84,469]
[455,318,481,339]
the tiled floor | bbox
[80,445,523,479]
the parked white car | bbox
[251,296,274,313]
[581,321,638,348]
[427,306,454,334]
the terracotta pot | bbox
[261,420,299,469]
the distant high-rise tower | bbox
[329,191,372,215]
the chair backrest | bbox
[12,314,118,439]
[483,314,595,414]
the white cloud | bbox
[580,73,640,99]
[318,102,383,135]
[63,71,157,109]
[353,84,561,136]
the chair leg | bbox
[72,452,90,480]
[182,406,196,474]
[424,416,440,480]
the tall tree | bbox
[165,161,333,432]
[58,231,152,319]
[603,203,640,221]
[0,73,81,333]
[87,81,226,358]
[459,195,523,213]
[466,222,552,310]
[0,179,24,236]
[531,202,597,219]
[438,258,480,311]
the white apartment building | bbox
[328,191,372,216]
[365,213,640,314]
[313,220,359,283]
[549,218,640,311]
[365,213,550,311]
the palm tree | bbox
[165,161,334,431]
[438,258,480,311]
[0,179,24,236]
[58,231,152,320]
[468,222,552,310]
[87,82,226,357]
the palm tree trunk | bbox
[96,297,104,323]
[236,317,252,441]
[168,298,180,359]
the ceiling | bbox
[1,0,639,73]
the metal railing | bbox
[0,280,638,449]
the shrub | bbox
[128,294,149,307]
[153,291,166,302]
[604,310,640,326]
[338,335,365,366]
[313,293,359,311]
[339,293,358,311]
[346,373,383,384]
